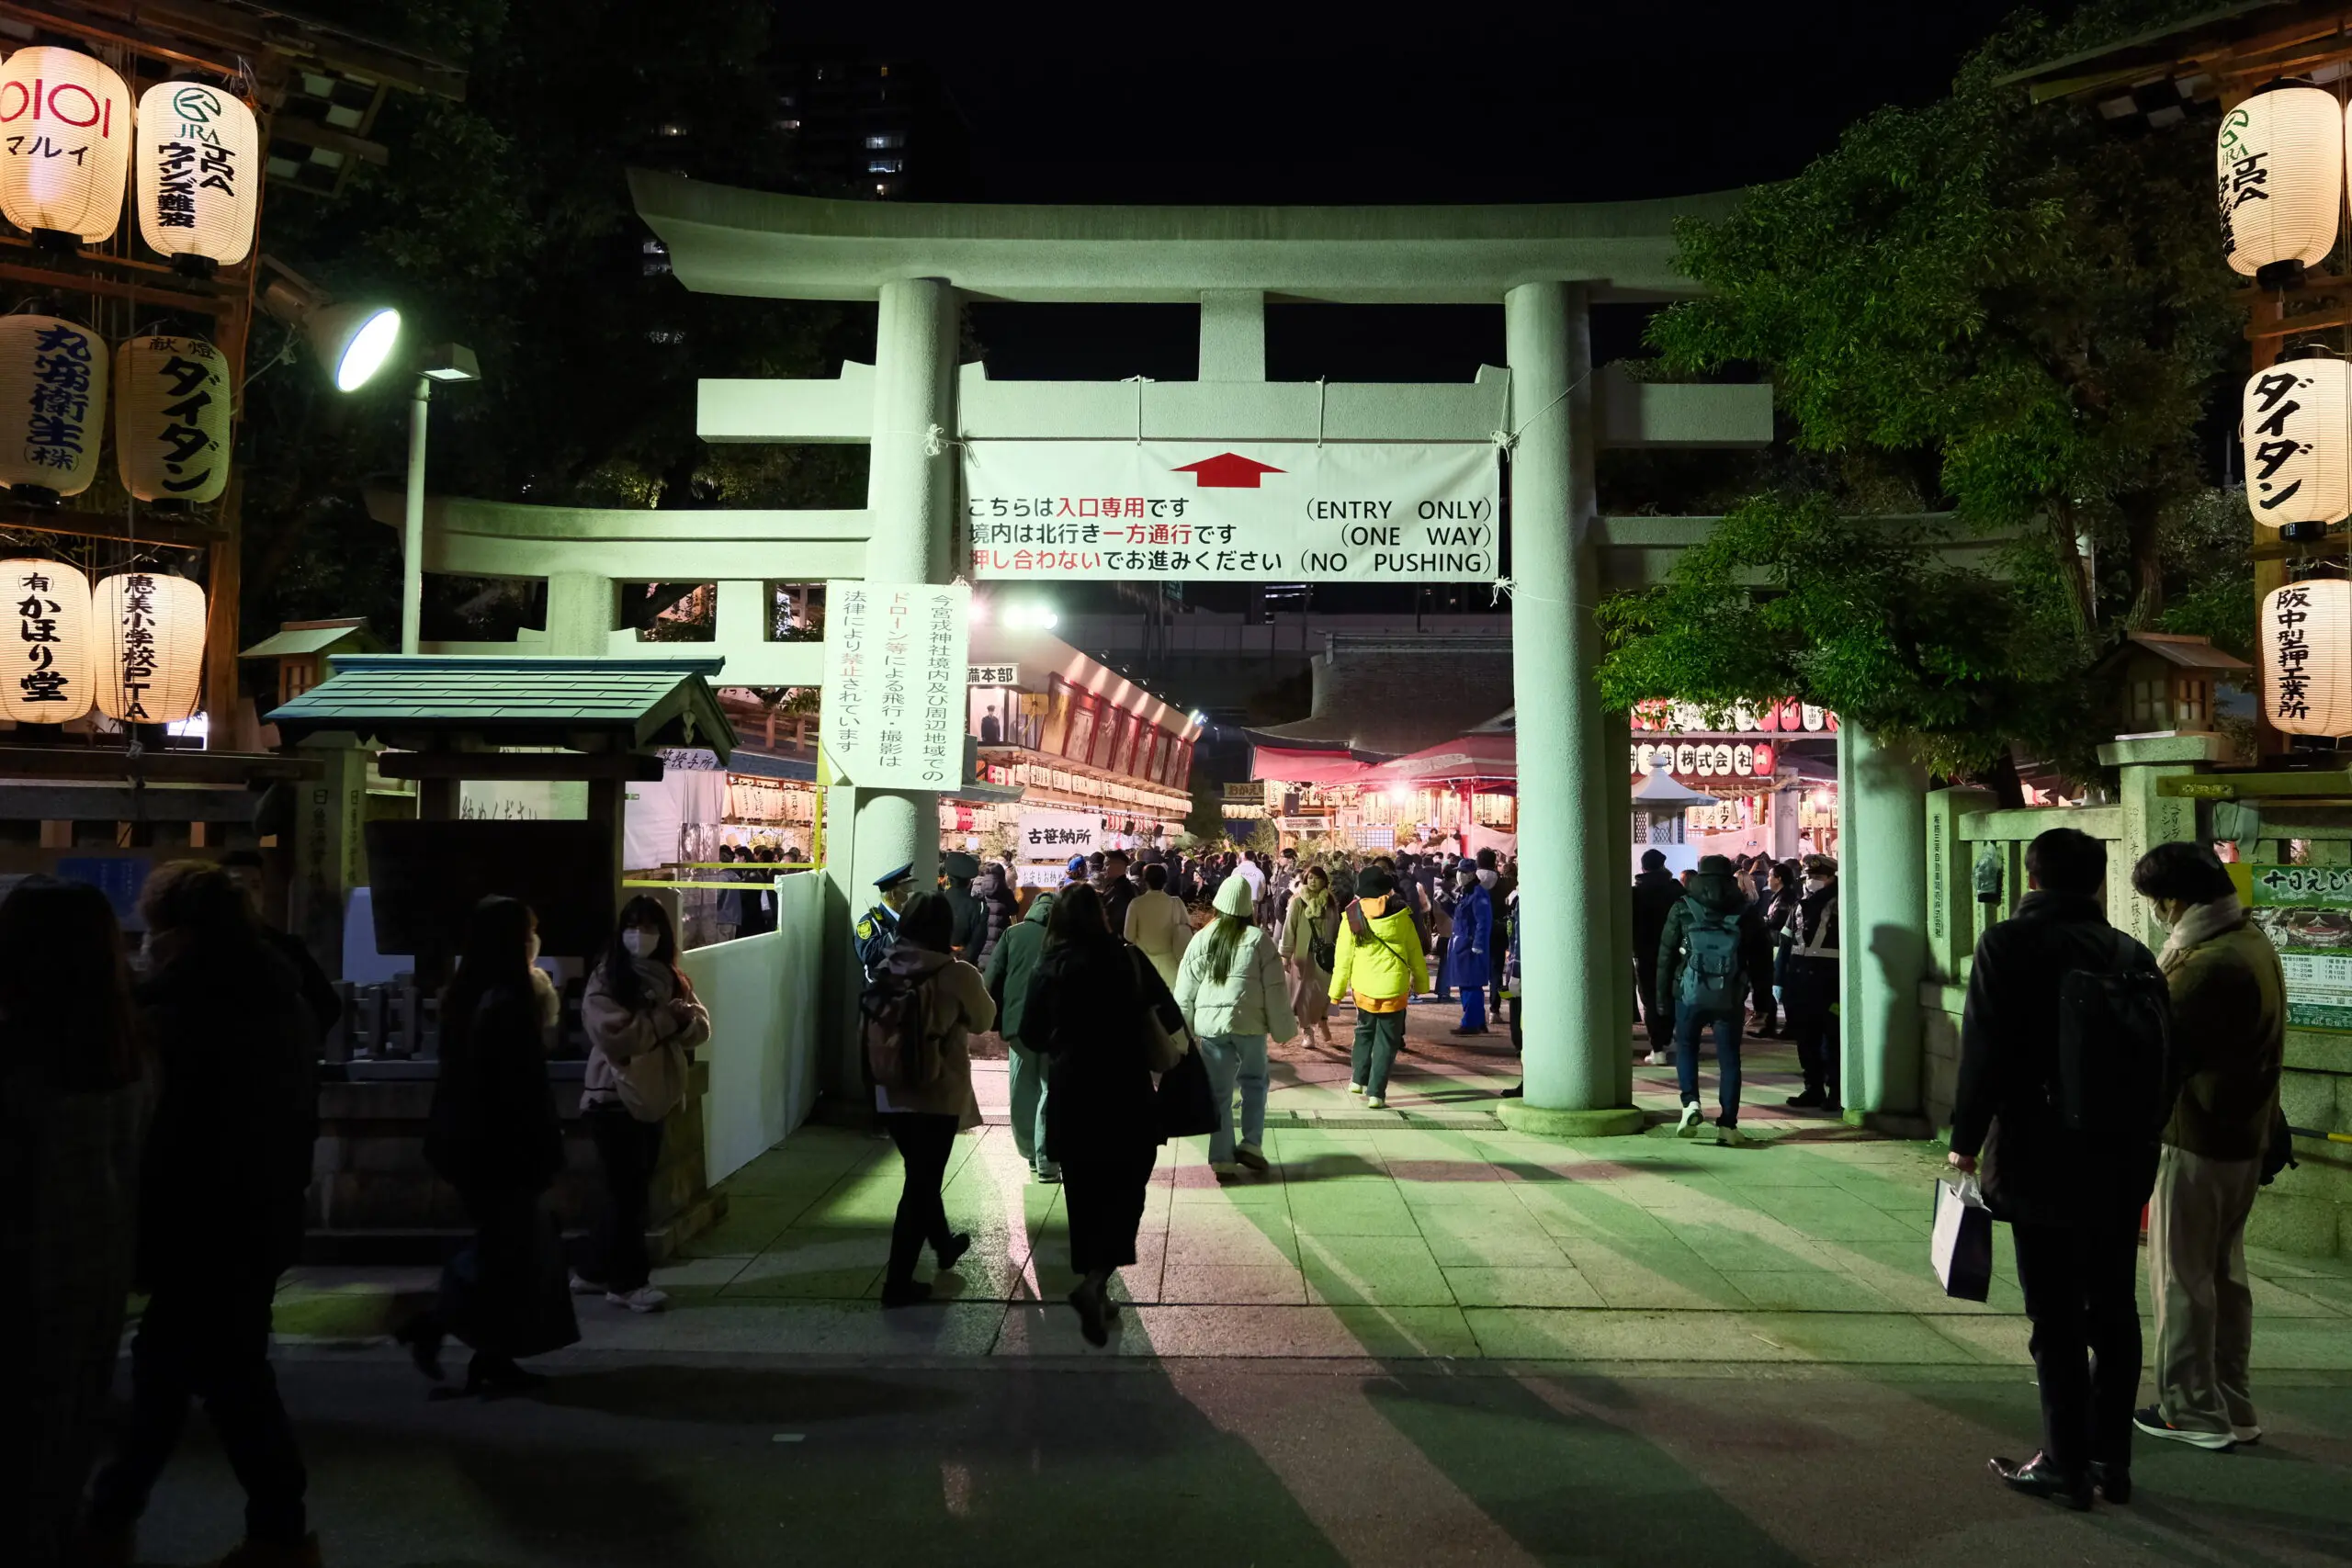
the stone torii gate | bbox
[611,172,1926,1134]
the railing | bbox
[319,977,586,1066]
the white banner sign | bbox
[1016,807,1101,859]
[820,581,970,789]
[965,440,1499,582]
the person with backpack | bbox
[1445,861,1495,1035]
[574,897,709,1314]
[1657,853,1769,1145]
[1781,854,1842,1111]
[1279,863,1340,1048]
[1176,874,1298,1178]
[1951,828,2170,1511]
[864,892,994,1308]
[2130,841,2285,1454]
[1329,867,1430,1110]
[986,890,1060,1184]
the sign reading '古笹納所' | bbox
[820,581,969,790]
[965,441,1498,582]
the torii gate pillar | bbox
[1498,282,1644,1136]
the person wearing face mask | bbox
[573,897,710,1314]
[1781,853,1843,1111]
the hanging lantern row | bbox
[1629,698,1838,734]
[2218,83,2347,289]
[2,558,204,726]
[0,314,232,504]
[2261,579,2352,737]
[0,46,258,272]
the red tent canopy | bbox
[1359,732,1518,788]
[1250,744,1383,786]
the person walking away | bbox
[1657,853,1768,1145]
[1631,850,1681,1066]
[404,897,578,1399]
[0,879,146,1568]
[1124,861,1192,988]
[973,857,1020,969]
[575,897,710,1313]
[220,851,343,1045]
[986,890,1060,1183]
[1329,867,1430,1110]
[1177,874,1298,1178]
[1446,861,1495,1036]
[1096,849,1138,939]
[1758,860,1804,1041]
[1951,828,2172,1510]
[86,863,319,1567]
[862,892,993,1306]
[856,864,918,982]
[1781,855,1842,1111]
[942,852,989,966]
[2132,841,2285,1453]
[1021,883,1170,1345]
[1279,864,1340,1048]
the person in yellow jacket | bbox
[1328,866,1430,1109]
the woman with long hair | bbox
[575,896,708,1313]
[1021,882,1170,1345]
[1177,874,1297,1179]
[408,897,578,1395]
[0,878,146,1568]
[1279,863,1340,1048]
[868,891,993,1307]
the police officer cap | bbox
[944,851,979,879]
[874,863,916,891]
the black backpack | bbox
[858,969,939,1093]
[2054,930,2174,1142]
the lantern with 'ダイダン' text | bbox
[2244,356,2351,529]
[0,557,91,723]
[116,334,230,504]
[95,570,204,725]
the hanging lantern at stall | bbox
[2214,84,2343,288]
[2262,579,2352,736]
[0,557,92,723]
[114,333,230,504]
[0,313,106,501]
[94,570,204,725]
[2242,355,2351,530]
[0,48,132,246]
[133,79,260,274]
[1753,742,1776,777]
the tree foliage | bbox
[1600,0,2250,783]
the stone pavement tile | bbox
[1462,1307,1809,1361]
[648,1256,752,1294]
[721,1226,887,1299]
[1171,1175,1290,1206]
[1666,1223,1844,1275]
[1918,1312,2035,1365]
[1442,1265,1607,1308]
[1737,1310,1983,1363]
[1511,1187,1681,1244]
[1020,1234,1166,1307]
[1385,1160,1512,1199]
[1277,1153,1396,1187]
[1413,1214,1566,1269]
[1299,1235,1456,1306]
[2253,1275,2352,1317]
[1161,1263,1309,1304]
[1555,1238,1748,1311]
[581,1300,1006,1357]
[2250,1320,2352,1370]
[995,1302,1480,1359]
[870,1244,1033,1303]
[1288,1188,1423,1236]
[1742,1187,1928,1241]
[1164,1213,1303,1266]
[2247,1247,2352,1281]
[678,1193,811,1258]
[1720,1268,1902,1313]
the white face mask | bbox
[1804,876,1828,894]
[622,928,655,958]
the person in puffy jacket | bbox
[1124,862,1193,987]
[972,860,1019,969]
[1657,854,1771,1145]
[941,852,989,965]
[1176,874,1298,1178]
[1329,867,1430,1111]
[575,896,709,1314]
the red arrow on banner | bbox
[1172,452,1285,489]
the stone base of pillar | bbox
[1496,1102,1646,1139]
[1846,1108,1936,1140]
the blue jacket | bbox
[1447,882,1492,988]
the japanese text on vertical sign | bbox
[820,582,970,789]
[2273,584,2312,723]
[14,567,66,705]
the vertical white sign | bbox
[821,581,971,789]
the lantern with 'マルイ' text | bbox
[95,570,204,725]
[0,558,91,723]
[2262,580,2352,737]
[2244,356,2351,529]
[116,335,230,504]
[0,48,132,246]
[134,80,258,274]
[0,313,106,501]
[2217,84,2345,289]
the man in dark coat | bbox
[1630,849,1683,1063]
[1096,849,1137,938]
[941,852,989,966]
[1781,854,1842,1110]
[1951,827,2167,1511]
[971,859,1020,969]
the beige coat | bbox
[872,950,996,1128]
[1125,887,1193,987]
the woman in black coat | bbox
[407,897,578,1395]
[1021,882,1169,1346]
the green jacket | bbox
[984,893,1055,1045]
[2159,917,2285,1161]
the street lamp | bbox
[401,344,482,655]
[257,258,402,393]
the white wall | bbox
[682,871,826,1182]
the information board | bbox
[966,441,1498,583]
[1015,807,1100,859]
[820,581,969,790]
[2241,862,2352,1032]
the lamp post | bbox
[401,344,481,655]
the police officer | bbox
[856,864,917,982]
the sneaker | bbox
[568,1270,606,1296]
[1349,1082,1366,1097]
[1363,1096,1387,1110]
[1645,1050,1668,1066]
[605,1285,670,1314]
[1716,1123,1752,1148]
[1674,1103,1703,1138]
[2132,1405,2235,1450]
[1234,1142,1270,1172]
[2232,1424,2263,1446]
[1033,1166,1063,1185]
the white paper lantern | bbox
[94,570,204,725]
[2243,356,2352,526]
[0,557,91,722]
[2263,580,2352,736]
[133,80,259,272]
[2214,85,2343,286]
[0,48,131,244]
[0,314,106,499]
[114,334,230,503]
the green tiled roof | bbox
[266,656,737,758]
